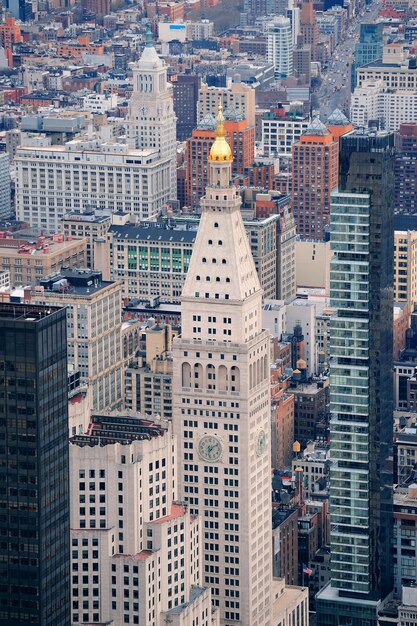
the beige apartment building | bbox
[356,45,417,90]
[394,230,417,307]
[125,323,174,419]
[295,239,332,293]
[95,223,195,302]
[70,416,216,626]
[62,209,111,268]
[0,232,86,287]
[198,81,256,127]
[31,268,123,411]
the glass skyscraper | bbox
[316,131,395,625]
[0,303,70,625]
[351,23,384,91]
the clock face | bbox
[256,430,267,457]
[198,435,222,462]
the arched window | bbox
[182,362,191,388]
[207,364,216,390]
[218,365,227,391]
[230,366,240,392]
[263,355,268,380]
[194,363,203,389]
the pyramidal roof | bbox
[181,202,262,303]
[137,29,164,70]
[224,105,245,122]
[303,117,329,136]
[327,108,350,126]
[197,113,217,131]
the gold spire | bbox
[209,102,233,162]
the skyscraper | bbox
[316,130,395,625]
[173,106,273,626]
[267,16,294,79]
[395,122,417,215]
[0,153,11,221]
[172,72,201,141]
[31,268,123,412]
[351,23,384,91]
[300,1,318,60]
[292,118,339,241]
[126,30,177,199]
[0,303,70,625]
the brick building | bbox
[292,118,339,241]
[184,109,254,208]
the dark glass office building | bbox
[351,23,383,91]
[0,303,70,625]
[316,131,395,625]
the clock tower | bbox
[172,105,273,626]
[126,29,177,200]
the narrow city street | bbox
[316,0,382,119]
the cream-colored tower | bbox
[173,106,272,626]
[126,30,177,199]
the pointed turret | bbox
[173,104,272,626]
[126,26,177,198]
[181,104,262,339]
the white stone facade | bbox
[15,138,171,233]
[267,17,294,79]
[82,92,118,113]
[261,116,309,158]
[32,277,123,411]
[172,125,273,626]
[126,38,177,200]
[70,420,216,626]
[350,79,417,132]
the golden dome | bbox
[209,103,233,162]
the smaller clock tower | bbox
[126,29,177,199]
[173,105,273,626]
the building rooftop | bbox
[0,232,84,256]
[113,550,153,561]
[109,224,197,243]
[63,209,112,224]
[393,484,417,505]
[16,139,160,161]
[153,503,187,524]
[37,268,114,296]
[164,586,210,615]
[70,413,168,446]
[327,108,350,126]
[303,117,330,136]
[0,302,63,321]
[272,506,297,529]
[197,113,217,130]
